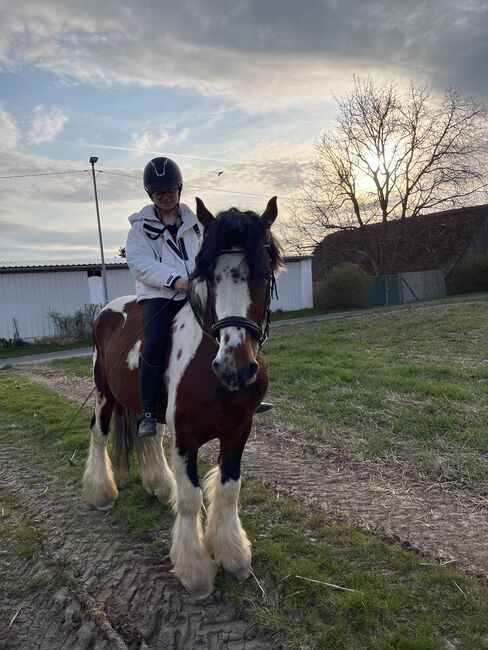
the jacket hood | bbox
[128,202,197,227]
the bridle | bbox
[191,247,277,350]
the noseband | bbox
[194,247,277,350]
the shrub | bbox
[315,264,369,310]
[49,304,102,340]
[0,337,26,349]
[446,254,488,295]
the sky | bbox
[1,0,487,262]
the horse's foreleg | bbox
[82,392,118,510]
[170,445,216,599]
[204,432,252,581]
[135,423,175,504]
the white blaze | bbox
[213,253,251,371]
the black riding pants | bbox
[140,298,186,366]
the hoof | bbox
[188,587,214,601]
[231,565,252,582]
[95,501,115,511]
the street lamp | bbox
[89,156,109,305]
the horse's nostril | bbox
[240,361,258,384]
[212,360,220,374]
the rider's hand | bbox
[174,277,189,292]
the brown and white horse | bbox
[82,197,282,598]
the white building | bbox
[0,256,312,340]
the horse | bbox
[82,196,283,599]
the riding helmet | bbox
[143,157,183,194]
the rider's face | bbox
[152,187,179,212]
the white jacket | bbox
[126,202,203,302]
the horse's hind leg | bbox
[135,423,175,504]
[82,391,118,510]
[204,430,252,581]
[170,444,216,599]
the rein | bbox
[191,247,277,350]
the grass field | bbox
[46,297,488,488]
[267,298,488,486]
[1,375,488,648]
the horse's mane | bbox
[192,208,284,282]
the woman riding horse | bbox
[125,156,271,437]
[83,196,283,599]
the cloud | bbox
[1,0,487,113]
[0,105,19,151]
[28,105,68,145]
[130,127,189,155]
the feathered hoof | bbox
[82,475,118,511]
[188,586,214,601]
[230,564,252,582]
[95,501,115,511]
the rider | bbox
[126,156,272,437]
[126,156,199,437]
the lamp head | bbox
[89,156,98,165]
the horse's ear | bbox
[195,197,215,227]
[260,196,278,229]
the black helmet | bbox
[143,157,183,194]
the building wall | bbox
[460,216,488,262]
[0,271,90,340]
[0,259,312,340]
[270,258,313,312]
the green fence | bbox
[369,275,401,306]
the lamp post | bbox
[89,156,109,305]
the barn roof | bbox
[0,259,129,273]
[313,204,488,279]
[0,255,310,273]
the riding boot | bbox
[256,401,274,414]
[138,355,166,438]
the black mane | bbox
[192,208,283,281]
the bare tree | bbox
[287,77,488,274]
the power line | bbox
[99,169,300,201]
[0,167,308,202]
[0,170,87,179]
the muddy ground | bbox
[2,365,488,649]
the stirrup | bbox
[137,412,157,437]
[256,402,274,414]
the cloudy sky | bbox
[1,0,487,261]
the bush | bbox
[315,264,369,310]
[49,304,103,340]
[446,254,488,295]
[0,337,26,349]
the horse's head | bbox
[191,197,283,391]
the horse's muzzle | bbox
[212,359,259,391]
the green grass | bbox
[48,356,93,377]
[0,337,91,360]
[50,298,488,486]
[2,375,488,648]
[264,299,488,484]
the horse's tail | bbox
[111,403,138,486]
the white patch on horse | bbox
[100,295,135,325]
[212,253,250,378]
[126,340,142,370]
[166,302,204,431]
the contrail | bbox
[62,141,241,165]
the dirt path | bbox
[0,368,275,650]
[3,365,488,648]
